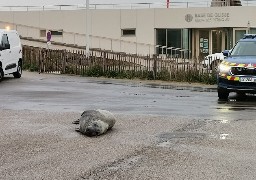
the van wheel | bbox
[0,67,4,81]
[13,62,22,78]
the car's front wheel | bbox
[218,88,229,100]
[13,61,22,78]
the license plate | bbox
[239,77,256,82]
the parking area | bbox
[1,71,256,179]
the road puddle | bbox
[89,80,217,92]
[208,133,231,139]
[156,132,206,147]
[217,94,256,112]
[216,103,256,112]
[157,132,231,148]
[203,118,231,124]
[158,132,206,140]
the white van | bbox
[0,29,22,81]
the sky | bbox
[0,0,255,7]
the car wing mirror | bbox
[222,50,230,57]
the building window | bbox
[156,29,166,54]
[167,29,182,55]
[122,29,136,36]
[51,30,63,36]
[40,30,46,37]
[156,28,190,58]
[1,34,9,46]
[250,28,256,34]
[235,30,246,43]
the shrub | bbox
[86,65,104,77]
[23,63,39,72]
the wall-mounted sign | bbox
[185,14,193,22]
[185,13,230,23]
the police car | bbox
[217,34,256,100]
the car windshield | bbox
[230,41,256,56]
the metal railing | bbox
[0,1,255,11]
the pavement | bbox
[1,71,256,180]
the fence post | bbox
[62,50,66,74]
[103,51,106,73]
[38,48,41,74]
[153,54,157,80]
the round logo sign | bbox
[185,14,193,22]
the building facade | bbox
[0,5,255,60]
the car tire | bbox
[218,88,229,100]
[13,61,22,78]
[0,67,4,81]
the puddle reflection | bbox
[209,133,230,140]
[220,133,229,140]
[219,119,230,124]
[217,93,256,112]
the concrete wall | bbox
[0,6,255,55]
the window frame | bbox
[121,28,136,37]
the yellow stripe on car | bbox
[226,76,239,81]
[238,64,245,67]
[234,77,239,81]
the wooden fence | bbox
[22,45,217,84]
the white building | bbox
[0,1,255,60]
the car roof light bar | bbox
[243,34,256,39]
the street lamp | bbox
[86,0,90,56]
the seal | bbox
[74,109,116,137]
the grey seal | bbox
[74,109,116,136]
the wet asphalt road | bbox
[1,71,256,180]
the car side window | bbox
[1,34,10,49]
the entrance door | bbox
[194,29,225,61]
[211,30,223,54]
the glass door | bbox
[211,30,223,54]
